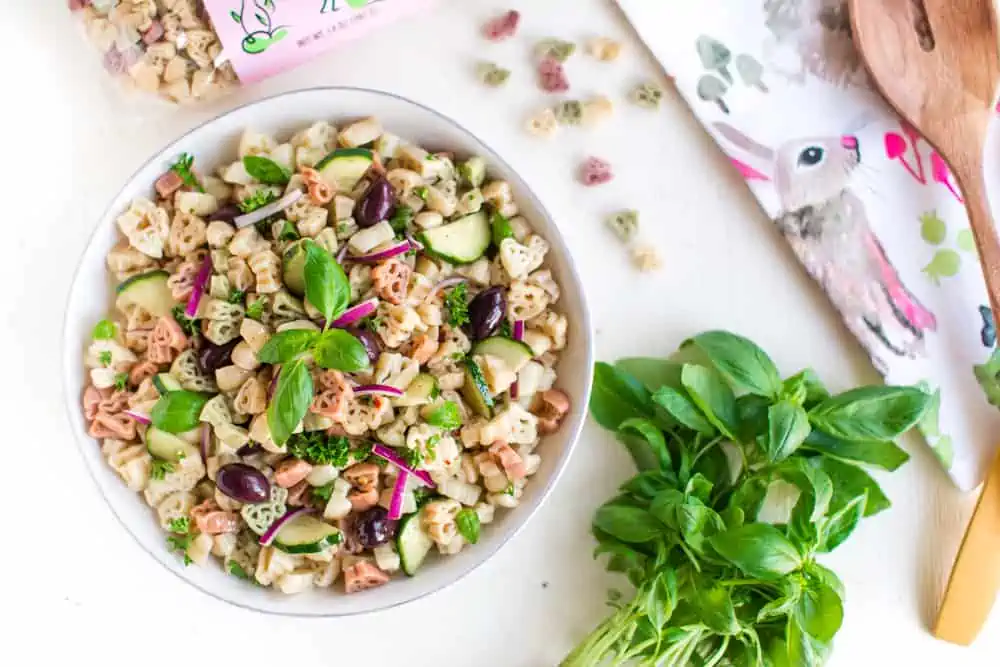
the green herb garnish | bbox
[92,319,116,340]
[168,517,191,535]
[414,186,429,201]
[388,204,414,234]
[425,434,441,462]
[151,390,210,434]
[150,459,174,480]
[362,316,383,333]
[114,373,129,392]
[243,155,291,186]
[167,534,193,565]
[278,220,300,242]
[444,283,470,328]
[171,304,199,336]
[170,153,204,193]
[503,481,515,496]
[563,330,931,667]
[456,508,481,545]
[98,350,112,367]
[227,288,246,304]
[228,560,254,582]
[238,189,278,214]
[498,319,513,339]
[246,298,266,321]
[399,446,423,469]
[311,482,336,504]
[287,431,351,467]
[425,401,462,429]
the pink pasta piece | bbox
[580,157,614,186]
[82,385,105,421]
[142,20,164,46]
[538,58,569,93]
[286,480,312,507]
[275,458,314,489]
[99,390,132,416]
[147,316,189,363]
[482,10,520,41]
[344,561,390,594]
[89,412,137,440]
[155,170,185,199]
[191,499,240,535]
[490,441,527,480]
[129,359,160,387]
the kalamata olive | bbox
[236,443,262,457]
[354,507,398,549]
[208,204,241,223]
[197,338,240,374]
[356,177,395,228]
[216,463,270,503]
[345,326,382,364]
[468,286,506,340]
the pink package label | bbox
[203,0,434,84]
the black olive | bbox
[344,326,382,364]
[197,338,240,374]
[216,463,270,503]
[356,177,395,228]
[354,506,398,549]
[467,286,506,340]
[208,204,241,223]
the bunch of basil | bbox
[563,331,930,667]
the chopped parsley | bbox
[287,432,351,467]
[227,288,246,304]
[169,152,204,193]
[150,459,175,480]
[246,297,266,321]
[414,186,429,201]
[444,283,470,328]
[114,372,129,392]
[412,486,433,507]
[171,305,200,336]
[499,319,513,339]
[168,517,191,535]
[504,481,515,496]
[388,204,413,234]
[92,319,116,340]
[98,350,112,367]
[425,434,441,462]
[278,220,300,242]
[399,446,423,469]
[238,189,278,214]
[354,441,374,462]
[167,534,193,565]
[311,482,336,504]
[362,316,383,333]
[228,560,255,582]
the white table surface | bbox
[7,0,1000,664]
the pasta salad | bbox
[81,117,572,595]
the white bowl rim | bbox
[61,85,594,617]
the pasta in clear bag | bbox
[69,0,435,106]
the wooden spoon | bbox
[849,0,1000,646]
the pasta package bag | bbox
[70,0,434,106]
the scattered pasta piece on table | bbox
[630,82,665,109]
[582,95,614,126]
[606,210,639,242]
[580,157,614,186]
[538,57,570,93]
[525,108,559,137]
[553,100,585,126]
[587,37,623,62]
[535,38,576,63]
[477,62,512,87]
[631,244,663,272]
[482,9,520,41]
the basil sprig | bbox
[262,241,368,446]
[567,330,931,667]
[242,155,291,185]
[151,391,209,433]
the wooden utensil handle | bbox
[953,164,1000,317]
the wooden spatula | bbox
[849,0,1000,646]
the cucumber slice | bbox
[490,211,515,247]
[273,514,343,554]
[115,270,175,317]
[461,358,494,418]
[458,156,487,188]
[398,512,434,576]
[472,337,534,372]
[395,373,440,407]
[146,427,199,463]
[152,373,182,395]
[282,240,307,296]
[315,148,374,192]
[417,211,490,264]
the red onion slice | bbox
[404,229,424,251]
[371,444,435,487]
[124,410,151,425]
[512,320,525,341]
[185,255,213,318]
[329,298,378,328]
[336,244,349,264]
[234,190,302,229]
[353,384,404,398]
[259,507,312,547]
[348,240,412,263]
[388,470,409,520]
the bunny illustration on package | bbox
[714,122,937,372]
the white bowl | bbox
[62,87,594,616]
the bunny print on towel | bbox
[714,122,937,372]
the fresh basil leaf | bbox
[788,491,820,551]
[692,583,740,635]
[818,492,866,553]
[266,359,313,446]
[652,386,715,434]
[786,617,830,666]
[757,577,802,623]
[681,364,739,439]
[783,368,830,407]
[709,524,802,580]
[312,328,370,372]
[778,458,832,524]
[614,358,684,393]
[683,330,782,398]
[592,505,664,544]
[794,577,843,643]
[150,390,209,433]
[819,458,889,517]
[92,319,116,340]
[692,442,732,494]
[735,393,770,442]
[677,499,724,553]
[618,418,671,472]
[766,400,811,462]
[727,475,770,522]
[801,430,910,471]
[592,533,649,576]
[764,638,794,667]
[304,240,350,324]
[806,562,845,597]
[649,489,685,529]
[242,155,291,185]
[620,471,678,502]
[684,473,713,504]
[426,401,463,429]
[645,568,678,629]
[591,363,656,431]
[456,508,481,544]
[256,329,319,364]
[808,385,931,442]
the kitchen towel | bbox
[614,0,1000,490]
